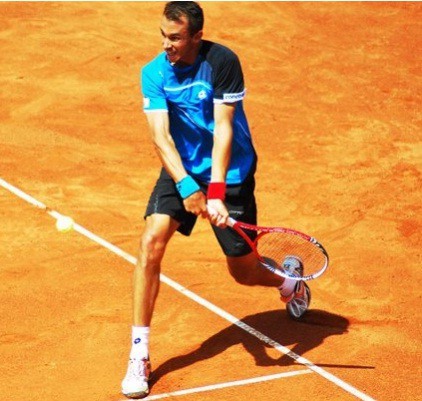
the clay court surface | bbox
[1,2,421,400]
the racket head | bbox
[230,220,329,281]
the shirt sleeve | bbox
[141,66,168,112]
[213,50,246,104]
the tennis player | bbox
[122,2,311,398]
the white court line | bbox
[141,370,312,400]
[0,178,376,401]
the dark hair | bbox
[164,1,204,36]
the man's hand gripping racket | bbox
[208,207,329,281]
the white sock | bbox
[130,326,150,360]
[278,277,296,297]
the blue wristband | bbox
[175,175,201,199]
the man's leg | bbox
[122,213,180,399]
[226,252,311,319]
[226,252,283,287]
[134,213,180,326]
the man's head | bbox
[163,1,204,36]
[161,1,204,66]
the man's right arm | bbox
[146,111,186,183]
[145,111,207,217]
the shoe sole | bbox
[123,391,150,399]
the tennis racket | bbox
[225,215,329,281]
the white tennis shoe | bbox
[121,357,151,399]
[280,256,311,319]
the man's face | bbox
[160,15,202,66]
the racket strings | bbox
[255,231,325,276]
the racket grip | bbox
[206,205,236,227]
[226,217,236,227]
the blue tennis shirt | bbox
[141,40,256,185]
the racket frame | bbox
[227,217,329,281]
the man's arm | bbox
[146,111,207,216]
[208,102,236,226]
[211,103,235,181]
[146,111,186,182]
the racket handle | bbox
[206,205,236,227]
[226,217,236,227]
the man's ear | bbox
[193,30,203,43]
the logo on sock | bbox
[134,338,141,344]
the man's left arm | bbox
[208,102,236,227]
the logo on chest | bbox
[197,90,207,100]
[164,81,212,105]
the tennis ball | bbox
[55,216,74,233]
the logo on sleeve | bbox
[223,89,246,102]
[143,97,151,108]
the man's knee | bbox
[142,230,167,254]
[226,253,259,286]
[142,215,179,253]
[138,215,178,269]
[230,270,257,286]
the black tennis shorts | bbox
[145,164,257,257]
